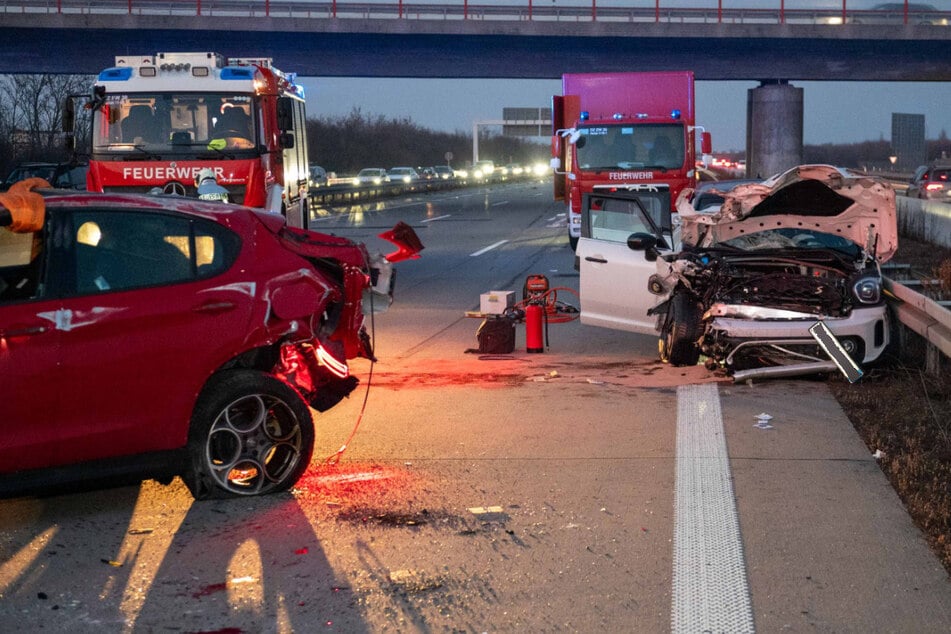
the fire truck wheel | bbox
[659,293,702,367]
[184,370,314,499]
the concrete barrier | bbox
[896,196,951,249]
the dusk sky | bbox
[301,77,951,154]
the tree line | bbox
[306,108,547,175]
[0,73,547,179]
[2,73,949,179]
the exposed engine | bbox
[668,245,873,317]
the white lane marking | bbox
[470,240,509,257]
[491,201,509,207]
[672,383,755,634]
[421,214,451,223]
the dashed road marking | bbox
[470,240,509,257]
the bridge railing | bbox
[3,1,949,26]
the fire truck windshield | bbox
[92,93,258,156]
[576,123,685,171]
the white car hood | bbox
[676,164,898,262]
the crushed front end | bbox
[658,165,897,381]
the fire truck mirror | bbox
[276,96,294,131]
[280,132,295,150]
[701,131,712,155]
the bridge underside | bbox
[3,17,951,81]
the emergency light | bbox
[671,109,682,119]
[580,111,589,121]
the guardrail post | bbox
[528,0,532,21]
[780,0,785,24]
[399,0,403,18]
[592,0,596,21]
[655,0,659,23]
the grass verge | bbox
[828,332,951,576]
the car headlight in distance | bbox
[353,178,361,186]
[853,276,881,304]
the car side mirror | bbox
[628,232,668,262]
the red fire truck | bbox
[66,52,310,228]
[551,71,712,249]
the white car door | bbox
[577,190,675,334]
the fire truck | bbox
[550,71,712,249]
[66,52,310,228]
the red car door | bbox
[48,208,255,466]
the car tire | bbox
[184,370,314,500]
[659,293,703,367]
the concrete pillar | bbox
[746,81,803,179]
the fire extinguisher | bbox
[525,303,544,353]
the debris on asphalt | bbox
[388,569,443,593]
[754,412,774,430]
[467,506,504,515]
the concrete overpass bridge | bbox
[2,1,951,175]
[2,1,950,79]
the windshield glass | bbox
[92,93,258,156]
[576,123,685,171]
[719,229,861,257]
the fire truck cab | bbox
[68,52,310,228]
[551,71,712,250]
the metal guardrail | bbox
[2,1,949,26]
[885,195,951,367]
[308,177,456,204]
[885,278,951,373]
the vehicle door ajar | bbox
[577,190,674,334]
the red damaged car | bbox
[0,180,422,498]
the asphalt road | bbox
[1,181,949,632]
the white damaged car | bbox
[576,165,898,381]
